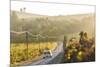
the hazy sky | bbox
[11,1,95,16]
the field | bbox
[10,42,57,65]
[10,11,95,65]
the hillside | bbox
[10,11,95,42]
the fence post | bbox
[63,35,67,52]
[25,31,28,60]
[62,35,67,63]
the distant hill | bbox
[10,11,95,42]
[11,11,47,19]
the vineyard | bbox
[10,42,57,65]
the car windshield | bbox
[44,51,50,54]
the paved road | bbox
[27,42,64,66]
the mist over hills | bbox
[10,11,95,42]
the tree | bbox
[23,7,26,12]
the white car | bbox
[42,49,52,59]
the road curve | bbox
[27,42,64,66]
